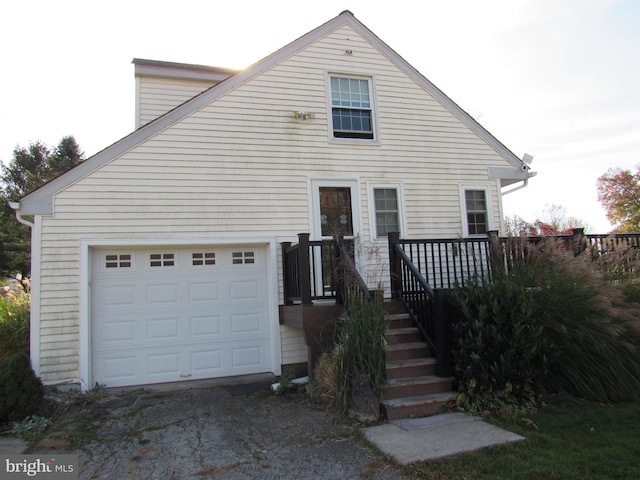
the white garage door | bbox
[91,245,272,388]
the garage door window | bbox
[232,251,255,265]
[192,252,216,266]
[105,253,132,269]
[150,253,175,267]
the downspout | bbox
[9,202,35,227]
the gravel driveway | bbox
[29,380,408,479]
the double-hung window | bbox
[330,76,374,140]
[373,188,400,238]
[464,189,489,236]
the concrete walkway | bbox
[2,412,524,465]
[363,412,524,465]
[0,436,27,454]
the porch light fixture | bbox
[292,111,315,120]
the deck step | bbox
[386,342,431,361]
[382,391,457,421]
[386,357,437,379]
[385,327,422,345]
[383,375,454,400]
[384,313,414,329]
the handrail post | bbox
[572,227,586,256]
[388,232,401,298]
[487,230,504,279]
[333,233,345,305]
[298,233,312,305]
[433,288,453,377]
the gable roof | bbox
[16,10,532,216]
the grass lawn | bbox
[402,396,640,480]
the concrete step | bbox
[386,357,437,380]
[382,391,457,421]
[385,327,422,345]
[383,375,454,400]
[386,341,431,362]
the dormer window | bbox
[329,75,374,140]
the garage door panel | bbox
[94,319,137,346]
[147,352,180,377]
[231,345,266,369]
[189,314,222,338]
[99,284,136,307]
[230,312,262,334]
[145,283,180,305]
[93,353,139,385]
[188,282,221,303]
[189,349,223,376]
[91,245,272,387]
[146,317,180,340]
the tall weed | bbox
[316,296,387,413]
[0,287,30,362]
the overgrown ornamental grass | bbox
[404,396,640,479]
[449,237,640,413]
[313,294,388,413]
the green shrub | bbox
[450,274,554,414]
[0,352,45,423]
[0,287,30,361]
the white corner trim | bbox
[29,217,42,378]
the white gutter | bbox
[501,178,530,196]
[9,202,35,228]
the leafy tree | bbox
[597,166,640,233]
[535,204,589,235]
[0,136,85,276]
[504,214,536,236]
[505,204,589,236]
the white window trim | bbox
[459,185,492,238]
[368,182,405,242]
[325,71,380,145]
[308,178,362,240]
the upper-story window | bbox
[330,76,374,140]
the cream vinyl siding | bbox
[36,24,515,383]
[136,76,218,128]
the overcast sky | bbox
[1,0,638,233]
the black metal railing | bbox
[282,234,337,305]
[387,229,640,378]
[333,234,372,311]
[388,232,452,377]
[281,233,365,306]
